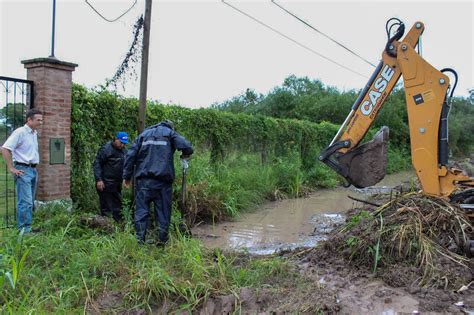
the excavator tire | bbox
[450,188,474,203]
[450,188,474,257]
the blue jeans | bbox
[135,179,172,243]
[15,164,38,233]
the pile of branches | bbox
[179,182,225,227]
[328,192,473,288]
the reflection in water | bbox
[192,171,414,254]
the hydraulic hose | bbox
[385,18,405,57]
[438,68,458,165]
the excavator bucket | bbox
[338,127,390,188]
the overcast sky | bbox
[1,0,473,108]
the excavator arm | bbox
[319,18,474,197]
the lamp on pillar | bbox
[49,0,57,59]
[19,2,80,202]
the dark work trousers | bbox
[97,188,123,222]
[135,179,173,244]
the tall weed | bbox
[0,204,289,313]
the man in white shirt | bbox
[1,109,43,233]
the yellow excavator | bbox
[319,18,474,255]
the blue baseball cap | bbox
[116,131,129,144]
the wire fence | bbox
[0,76,34,228]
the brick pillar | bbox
[21,57,78,201]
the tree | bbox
[0,103,25,133]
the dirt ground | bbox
[194,215,474,315]
[293,244,474,314]
[195,235,473,314]
[90,159,474,314]
[91,214,473,314]
[196,190,474,314]
[196,156,474,314]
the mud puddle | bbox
[192,171,414,254]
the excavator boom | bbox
[319,18,474,196]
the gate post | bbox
[21,57,78,201]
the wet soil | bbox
[290,244,474,314]
[189,169,474,314]
[194,226,473,314]
[80,214,116,233]
[89,244,474,315]
[196,239,473,314]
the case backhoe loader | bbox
[319,18,474,255]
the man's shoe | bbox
[156,240,168,249]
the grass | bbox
[0,203,291,313]
[178,146,411,222]
[386,146,412,174]
[0,158,16,224]
[0,140,415,311]
[8,145,411,227]
[0,144,416,312]
[172,151,343,223]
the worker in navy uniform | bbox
[93,131,128,222]
[123,120,193,245]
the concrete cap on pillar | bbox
[22,57,78,71]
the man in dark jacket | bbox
[93,131,129,222]
[123,121,193,245]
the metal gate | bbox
[0,76,34,227]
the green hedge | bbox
[71,84,343,210]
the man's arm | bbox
[122,136,141,188]
[171,132,194,157]
[1,147,24,176]
[93,146,106,191]
[2,129,23,176]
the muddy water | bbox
[192,171,415,254]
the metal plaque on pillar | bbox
[50,138,65,164]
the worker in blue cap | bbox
[93,131,129,223]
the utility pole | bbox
[138,0,152,133]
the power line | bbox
[222,0,368,79]
[85,0,137,23]
[271,0,376,68]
